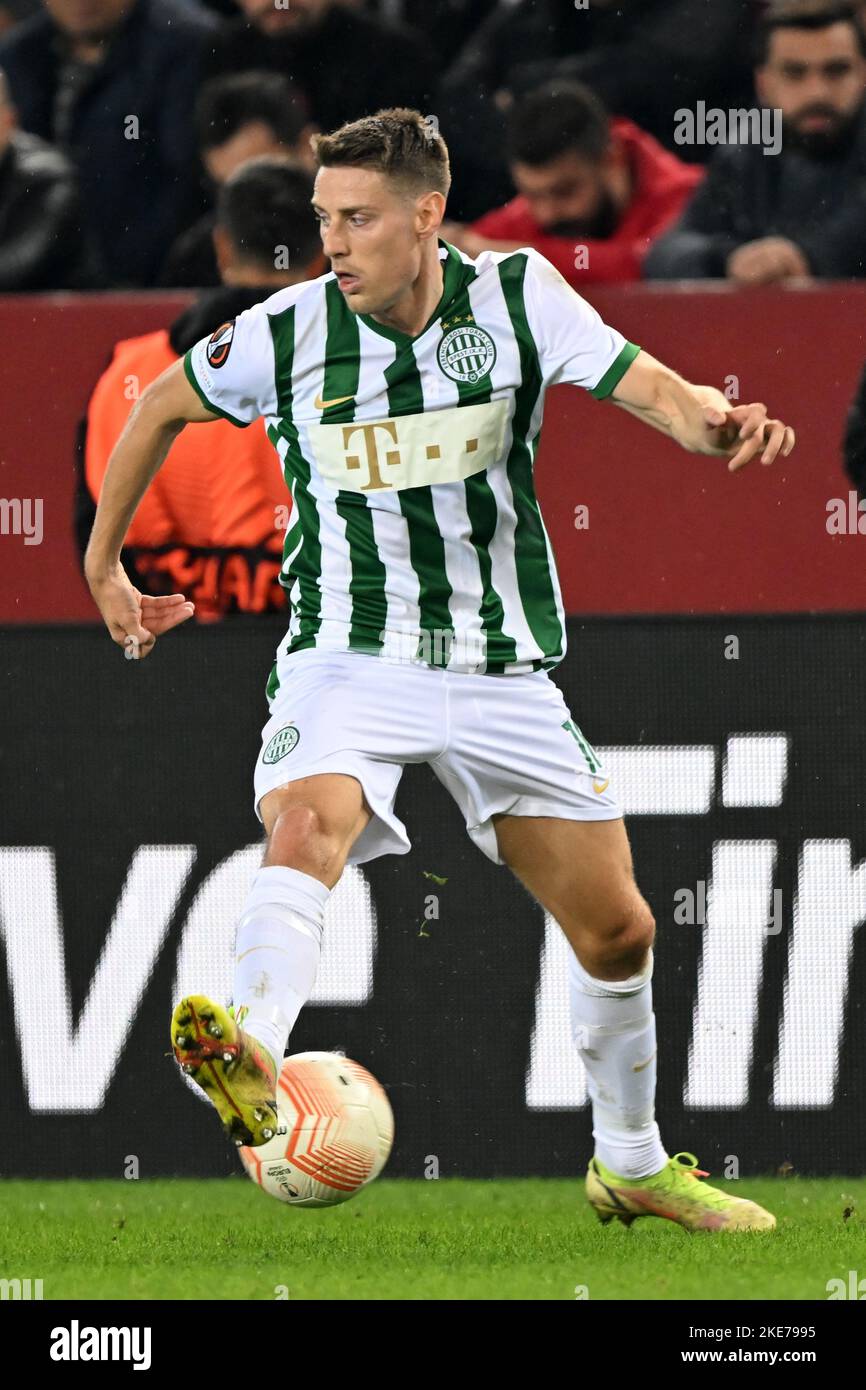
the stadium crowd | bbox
[2,0,866,292]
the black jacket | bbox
[166,283,271,357]
[0,0,218,287]
[158,212,219,290]
[646,106,866,280]
[206,5,436,135]
[0,130,95,290]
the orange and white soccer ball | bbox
[239,1051,394,1207]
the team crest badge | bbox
[437,324,496,384]
[206,320,235,368]
[262,725,300,763]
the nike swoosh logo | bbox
[313,392,354,410]
[633,1051,656,1072]
[592,778,610,794]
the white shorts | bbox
[253,648,622,866]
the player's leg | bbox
[172,773,373,1148]
[230,772,371,1072]
[493,812,664,1179]
[433,667,774,1230]
[493,811,774,1231]
[173,650,421,1147]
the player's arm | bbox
[84,359,219,659]
[521,249,796,472]
[609,349,796,473]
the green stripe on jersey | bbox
[384,350,454,657]
[322,280,387,655]
[442,279,518,671]
[497,253,564,665]
[268,304,323,653]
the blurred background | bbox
[0,0,864,1179]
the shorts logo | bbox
[262,725,300,763]
[437,324,496,384]
[206,320,235,369]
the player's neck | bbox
[368,247,444,339]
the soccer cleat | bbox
[171,995,284,1149]
[586,1151,777,1233]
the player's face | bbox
[234,0,330,36]
[511,151,621,238]
[757,23,866,153]
[312,166,435,316]
[43,0,132,39]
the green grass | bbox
[0,1177,862,1300]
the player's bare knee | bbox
[585,901,655,979]
[265,803,345,881]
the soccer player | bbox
[85,108,794,1233]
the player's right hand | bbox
[88,565,195,660]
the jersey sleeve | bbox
[183,300,277,427]
[523,247,641,397]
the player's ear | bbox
[299,125,320,173]
[416,190,446,241]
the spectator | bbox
[0,65,95,288]
[206,0,436,135]
[506,1,762,145]
[646,1,866,282]
[160,71,317,289]
[437,0,759,221]
[0,0,218,287]
[444,81,703,287]
[78,158,326,620]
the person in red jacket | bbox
[443,81,703,286]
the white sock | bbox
[232,865,329,1068]
[568,947,668,1179]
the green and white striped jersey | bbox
[184,239,640,678]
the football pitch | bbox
[1,1176,863,1301]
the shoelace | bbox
[670,1151,710,1178]
[665,1152,741,1209]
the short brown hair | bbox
[310,107,451,200]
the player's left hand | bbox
[701,402,796,473]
